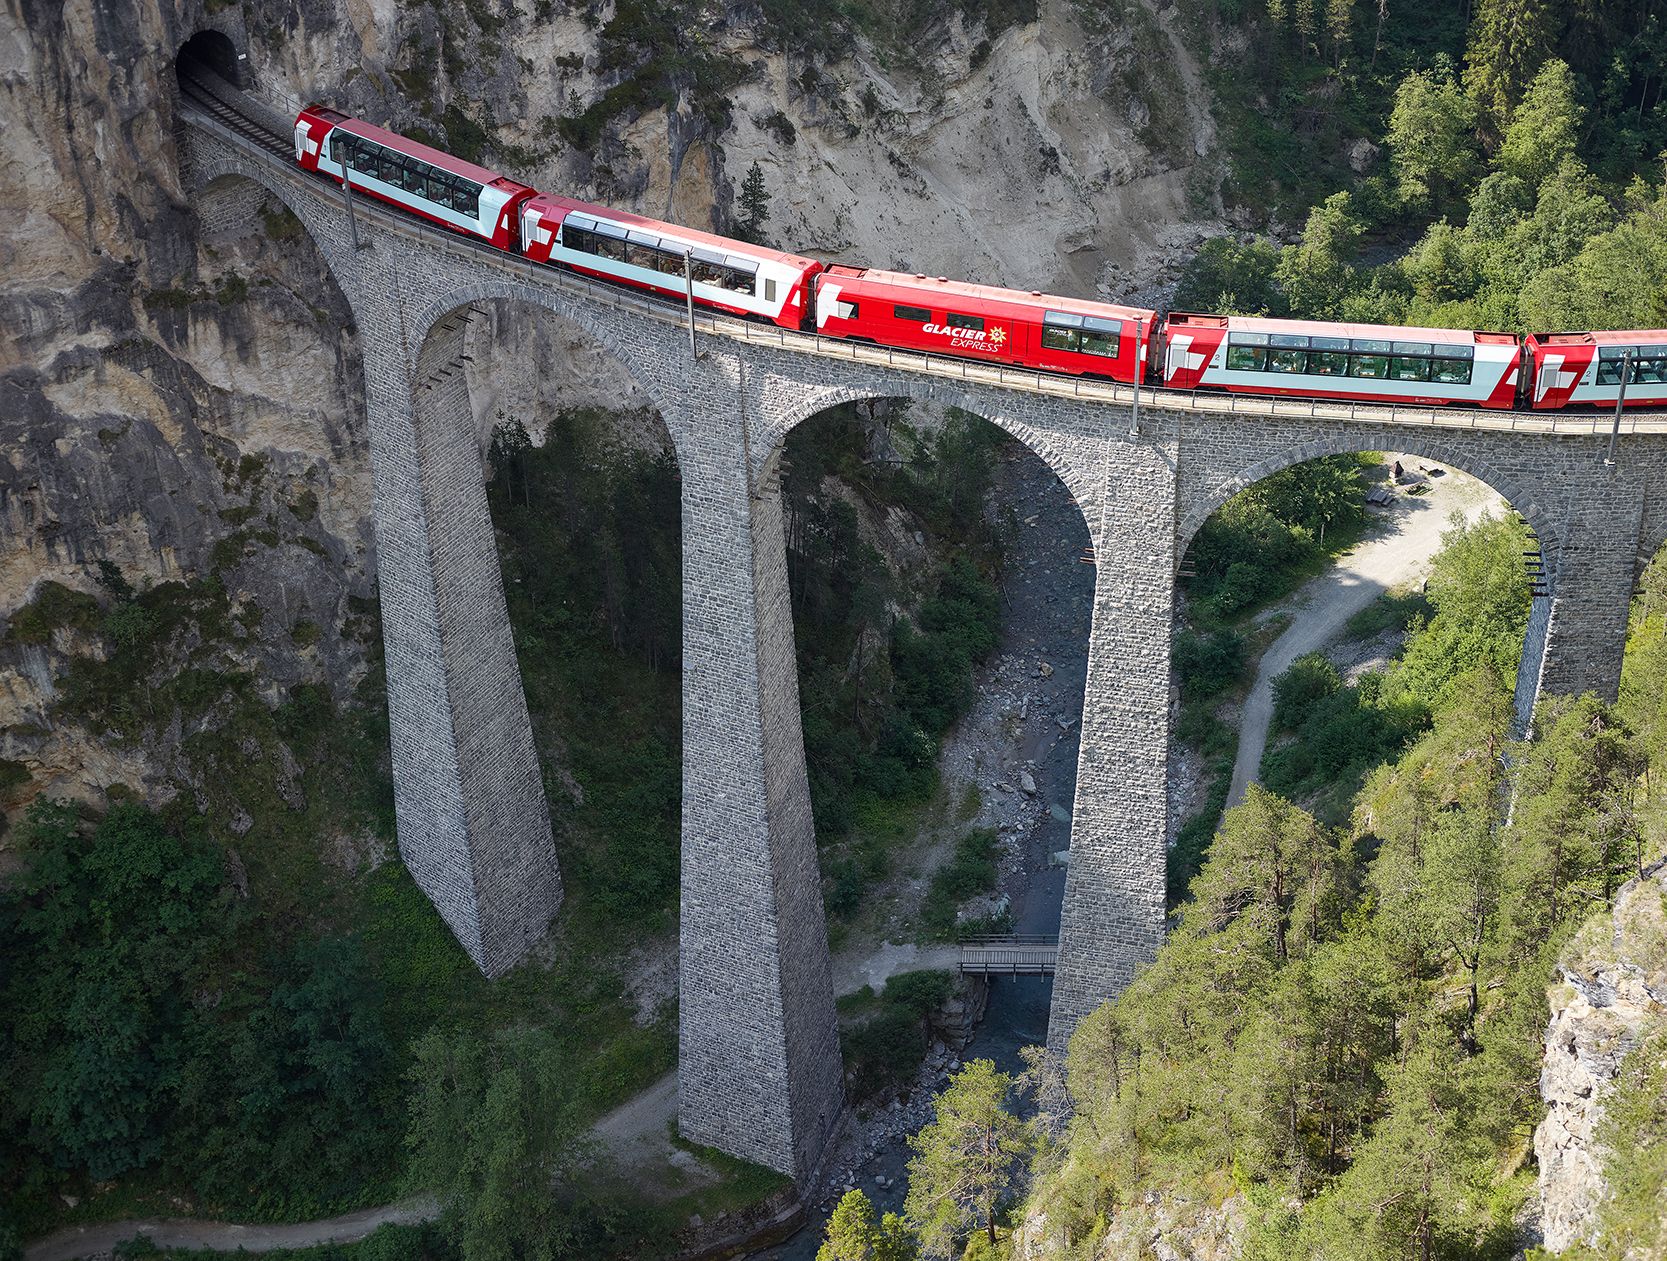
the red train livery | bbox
[814,267,1154,384]
[1525,330,1667,410]
[290,105,1667,415]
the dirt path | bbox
[1225,460,1503,811]
[24,1199,438,1261]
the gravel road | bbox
[25,1199,438,1261]
[1225,459,1503,810]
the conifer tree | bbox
[1464,0,1557,135]
[904,1060,1031,1256]
[738,160,772,244]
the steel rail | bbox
[178,93,1667,438]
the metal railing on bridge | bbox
[958,934,1058,977]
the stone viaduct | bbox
[173,62,1667,1185]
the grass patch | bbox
[920,828,1000,940]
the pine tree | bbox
[817,1190,915,1261]
[1464,0,1557,135]
[904,1060,1032,1257]
[738,160,772,244]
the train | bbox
[293,105,1667,414]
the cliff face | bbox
[1535,861,1667,1253]
[0,0,1215,832]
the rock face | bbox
[1534,861,1667,1252]
[1009,1189,1248,1261]
[0,0,1216,833]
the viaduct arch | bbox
[174,85,1667,1184]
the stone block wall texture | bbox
[184,113,1667,1177]
[667,357,844,1181]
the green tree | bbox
[1297,1043,1501,1261]
[1464,0,1557,135]
[1255,455,1363,542]
[904,1060,1032,1256]
[1171,236,1287,316]
[1387,68,1480,211]
[818,1189,916,1261]
[404,1026,588,1261]
[738,160,772,244]
[1183,785,1345,965]
[1495,59,1583,189]
[1275,192,1363,317]
[0,802,224,1181]
[1391,512,1530,711]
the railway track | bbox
[178,69,292,158]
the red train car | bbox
[1161,313,1521,408]
[293,107,534,250]
[519,193,821,329]
[813,266,1155,383]
[1524,330,1667,410]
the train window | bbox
[833,300,859,319]
[626,242,658,269]
[1392,341,1433,357]
[947,313,985,331]
[1637,358,1667,384]
[1225,345,1267,371]
[1432,358,1473,384]
[1042,326,1079,352]
[1268,348,1307,373]
[655,252,684,276]
[1043,311,1084,327]
[1309,351,1348,375]
[1080,329,1118,357]
[1269,333,1309,349]
[1350,338,1392,354]
[1350,354,1390,378]
[765,279,778,303]
[895,304,931,323]
[1391,356,1432,381]
[563,226,592,253]
[1229,331,1270,347]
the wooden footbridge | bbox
[957,935,1058,977]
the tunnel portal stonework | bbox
[181,110,1667,1183]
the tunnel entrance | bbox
[176,30,244,91]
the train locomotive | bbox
[293,105,1667,414]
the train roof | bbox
[1170,312,1517,346]
[827,266,1155,322]
[526,193,821,269]
[1527,329,1667,347]
[314,110,526,190]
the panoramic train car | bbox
[519,194,822,328]
[1161,314,1521,409]
[1524,330,1667,410]
[813,266,1156,382]
[293,107,535,249]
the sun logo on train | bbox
[990,326,1007,346]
